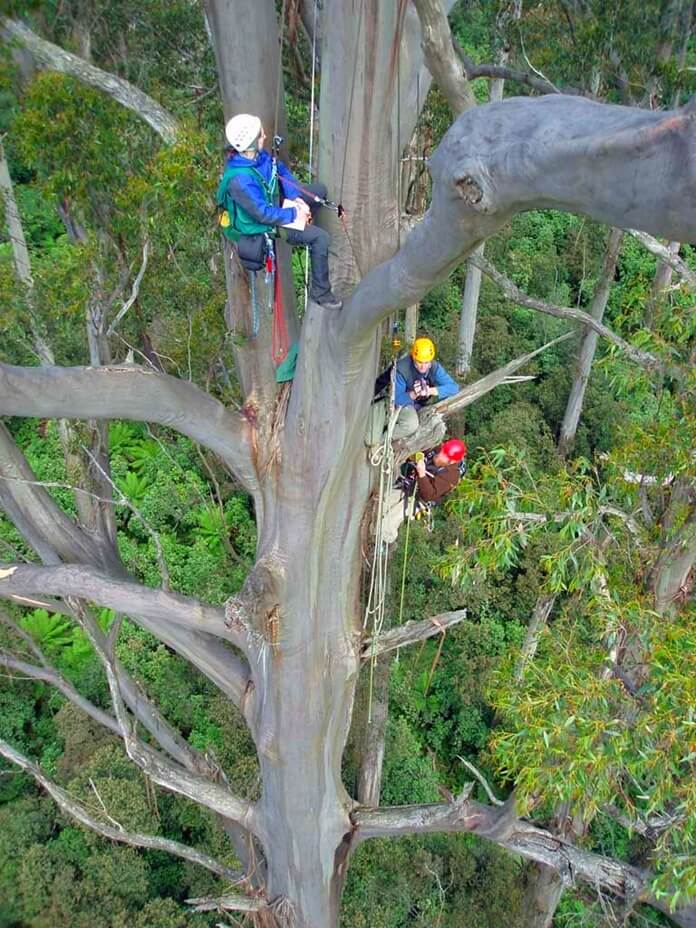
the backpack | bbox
[215,163,279,243]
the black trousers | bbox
[282,182,332,300]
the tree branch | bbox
[340,97,696,343]
[353,794,648,901]
[0,737,245,882]
[107,239,151,335]
[628,230,696,290]
[361,609,467,659]
[186,893,267,913]
[68,599,258,832]
[0,563,234,641]
[0,564,253,720]
[1,19,179,143]
[412,0,476,115]
[0,650,120,734]
[471,255,661,370]
[436,333,574,418]
[0,363,257,492]
[0,423,124,574]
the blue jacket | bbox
[394,355,459,408]
[225,149,303,228]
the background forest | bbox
[0,1,694,926]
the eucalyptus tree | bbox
[1,2,695,927]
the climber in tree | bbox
[381,438,468,543]
[218,113,342,311]
[369,337,460,443]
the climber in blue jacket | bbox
[222,114,342,311]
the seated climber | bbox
[368,337,459,444]
[218,113,342,310]
[381,438,468,544]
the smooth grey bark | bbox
[340,97,696,345]
[457,244,484,375]
[362,608,467,658]
[514,594,556,682]
[629,230,696,290]
[645,240,680,326]
[2,9,696,927]
[1,18,179,143]
[411,0,476,114]
[0,423,124,574]
[319,0,445,290]
[0,563,233,642]
[456,63,507,376]
[0,363,257,492]
[558,227,624,457]
[356,661,389,806]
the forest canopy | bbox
[0,2,694,927]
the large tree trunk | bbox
[245,314,376,925]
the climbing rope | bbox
[303,0,319,314]
[364,362,399,722]
[248,270,260,337]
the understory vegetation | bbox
[1,1,694,926]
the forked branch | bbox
[470,255,661,370]
[1,19,179,143]
[0,738,245,882]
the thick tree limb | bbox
[341,97,696,343]
[353,795,648,900]
[471,254,660,370]
[0,562,253,707]
[1,19,179,143]
[0,363,257,492]
[361,609,467,659]
[186,893,267,913]
[0,563,235,642]
[628,229,696,290]
[0,738,244,881]
[412,0,476,114]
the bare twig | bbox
[471,255,661,371]
[457,756,504,806]
[107,239,151,336]
[0,737,243,880]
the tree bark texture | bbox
[2,5,696,925]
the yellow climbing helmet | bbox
[411,337,436,363]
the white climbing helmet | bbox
[225,114,262,152]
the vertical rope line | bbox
[339,0,365,204]
[273,0,289,140]
[303,0,319,314]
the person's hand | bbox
[295,199,311,218]
[428,386,439,397]
[415,459,426,477]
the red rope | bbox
[272,247,290,364]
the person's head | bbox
[225,114,266,156]
[433,438,467,468]
[411,337,436,375]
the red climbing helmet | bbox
[441,438,467,462]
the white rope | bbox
[303,0,319,314]
[363,364,401,722]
